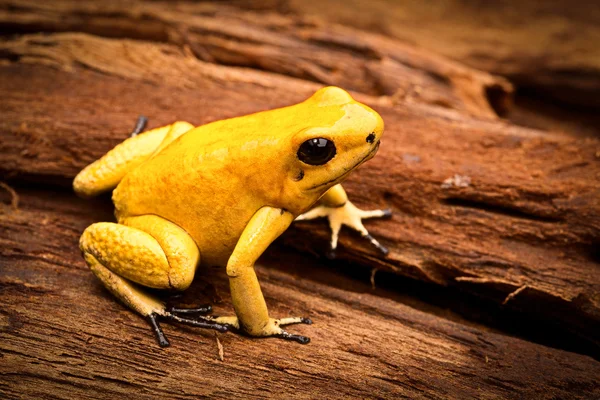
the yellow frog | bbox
[74,87,390,347]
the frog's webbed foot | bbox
[296,201,391,258]
[206,316,313,344]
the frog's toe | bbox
[204,315,241,330]
[147,313,171,348]
[325,248,337,259]
[295,206,330,221]
[304,202,390,257]
[146,311,230,347]
[130,115,148,137]
[276,317,313,326]
[164,312,229,333]
[275,331,311,344]
[362,233,389,256]
[206,316,312,343]
[269,317,313,344]
[168,304,212,314]
[358,208,392,220]
[346,217,389,256]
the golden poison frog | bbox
[74,87,390,347]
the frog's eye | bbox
[297,138,337,165]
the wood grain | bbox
[0,0,513,118]
[0,32,598,351]
[1,189,599,399]
[281,0,600,109]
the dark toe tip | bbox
[380,245,390,256]
[325,249,337,259]
[158,337,170,348]
[297,336,311,344]
[201,304,212,313]
[301,318,313,325]
[382,208,393,218]
[215,324,229,333]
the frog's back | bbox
[112,90,353,264]
[112,105,310,265]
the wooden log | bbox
[7,0,595,110]
[0,0,513,118]
[0,33,598,351]
[279,0,600,109]
[8,0,599,137]
[1,188,599,399]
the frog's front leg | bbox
[296,184,391,258]
[210,207,312,344]
[79,215,228,347]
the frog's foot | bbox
[84,259,229,348]
[147,308,228,348]
[206,316,313,344]
[296,201,391,258]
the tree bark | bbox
[0,0,513,118]
[1,189,599,399]
[1,32,598,349]
[280,0,600,109]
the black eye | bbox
[297,138,336,165]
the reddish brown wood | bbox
[0,33,598,350]
[280,0,600,109]
[1,189,599,399]
[0,0,513,118]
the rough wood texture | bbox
[1,33,598,350]
[279,0,600,109]
[0,0,513,118]
[9,0,595,110]
[1,189,599,399]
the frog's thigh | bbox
[80,217,199,315]
[122,215,200,290]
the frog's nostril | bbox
[366,133,376,144]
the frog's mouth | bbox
[309,140,380,191]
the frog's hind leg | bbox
[79,215,227,347]
[73,118,194,198]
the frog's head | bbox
[288,87,384,196]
